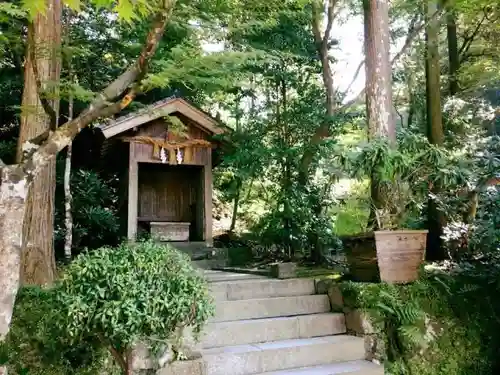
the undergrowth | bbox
[2,287,111,375]
[340,264,500,375]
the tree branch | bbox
[300,0,339,184]
[323,0,337,46]
[458,12,487,58]
[343,60,364,96]
[21,4,175,176]
[97,333,127,372]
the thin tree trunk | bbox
[17,0,62,285]
[446,1,460,95]
[425,0,446,260]
[363,0,396,229]
[280,77,294,259]
[229,178,241,233]
[230,100,243,234]
[64,82,74,262]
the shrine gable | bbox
[97,97,226,167]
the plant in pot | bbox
[371,181,428,284]
[352,138,428,284]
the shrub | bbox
[250,183,338,262]
[0,139,16,165]
[54,167,121,259]
[55,240,214,375]
[3,287,107,375]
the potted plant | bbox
[371,181,428,284]
[349,138,428,284]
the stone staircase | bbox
[169,242,228,270]
[161,271,383,375]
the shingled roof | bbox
[98,96,226,139]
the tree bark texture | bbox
[425,0,446,260]
[363,0,395,141]
[17,0,62,285]
[0,2,175,365]
[0,167,27,370]
[363,0,396,229]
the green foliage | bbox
[4,242,214,375]
[56,241,214,356]
[0,2,27,19]
[338,131,485,230]
[212,2,349,262]
[339,268,499,375]
[18,0,157,21]
[54,166,121,258]
[4,287,108,375]
[250,183,339,261]
[330,180,370,236]
[0,138,16,165]
[341,137,418,229]
[469,187,500,253]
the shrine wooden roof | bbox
[98,96,226,139]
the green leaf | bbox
[21,0,45,19]
[64,0,81,12]
[0,2,27,18]
[114,0,136,23]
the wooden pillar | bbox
[127,143,139,241]
[204,149,213,246]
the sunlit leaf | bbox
[64,0,81,12]
[21,0,46,19]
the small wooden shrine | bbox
[98,97,226,246]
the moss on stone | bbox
[318,270,499,375]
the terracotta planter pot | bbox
[374,230,428,284]
[341,233,380,283]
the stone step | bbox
[204,270,267,283]
[202,313,346,348]
[212,295,331,323]
[209,278,316,301]
[192,259,228,270]
[202,335,366,375]
[255,361,384,375]
[156,358,205,375]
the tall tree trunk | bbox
[0,166,28,375]
[363,0,396,229]
[425,0,446,260]
[363,0,395,140]
[446,1,460,95]
[17,0,62,285]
